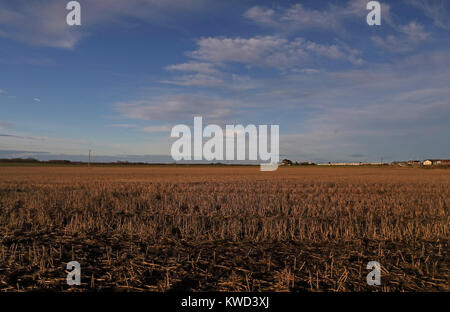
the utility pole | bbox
[88,150,91,168]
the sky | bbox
[0,0,449,163]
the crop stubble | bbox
[0,166,448,291]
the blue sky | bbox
[0,0,449,163]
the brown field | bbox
[0,166,448,292]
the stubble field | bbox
[0,166,448,291]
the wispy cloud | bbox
[406,0,450,30]
[161,73,224,87]
[0,0,208,49]
[0,132,100,155]
[0,133,35,140]
[244,1,435,56]
[188,36,363,68]
[244,0,391,31]
[165,62,218,74]
[372,21,431,52]
[161,34,363,89]
[400,21,432,41]
[115,94,246,123]
[0,1,83,49]
[142,125,172,133]
[108,124,137,128]
[33,97,41,102]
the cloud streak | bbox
[406,0,450,30]
[162,35,364,88]
[189,36,363,68]
[372,21,431,52]
[244,0,391,31]
[115,94,247,123]
[0,0,208,49]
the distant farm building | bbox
[423,159,450,166]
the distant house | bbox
[408,160,421,165]
[423,159,450,166]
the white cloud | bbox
[406,0,450,30]
[161,73,224,87]
[244,1,435,56]
[33,97,41,102]
[190,36,291,66]
[163,61,224,87]
[0,0,207,49]
[161,35,363,89]
[279,3,340,29]
[188,36,362,68]
[400,21,431,42]
[0,1,83,49]
[115,94,245,122]
[244,6,276,26]
[372,21,431,52]
[165,62,218,74]
[109,124,137,128]
[297,68,321,74]
[244,1,391,31]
